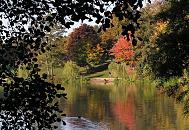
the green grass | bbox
[85,70,109,78]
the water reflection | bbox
[113,86,136,130]
[60,81,189,130]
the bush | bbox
[62,61,80,82]
[135,62,155,80]
[108,62,129,78]
[163,77,179,89]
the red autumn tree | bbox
[110,35,134,63]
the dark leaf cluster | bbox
[0,71,66,130]
[147,0,189,77]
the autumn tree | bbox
[87,43,104,65]
[100,14,127,61]
[110,35,135,63]
[67,24,101,66]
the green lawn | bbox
[85,70,109,78]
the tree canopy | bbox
[136,0,189,78]
[67,24,100,66]
[110,35,134,63]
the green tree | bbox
[138,0,189,78]
[134,1,167,78]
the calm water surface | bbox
[58,81,189,130]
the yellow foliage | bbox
[87,44,104,65]
[155,20,168,34]
[150,20,169,44]
[100,14,126,42]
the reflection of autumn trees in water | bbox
[72,87,112,121]
[113,86,137,130]
[111,83,189,130]
[59,83,189,130]
[59,85,105,116]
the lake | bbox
[58,81,189,130]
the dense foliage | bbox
[110,35,134,63]
[136,0,189,78]
[67,24,101,66]
[100,15,125,61]
[62,61,80,82]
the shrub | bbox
[62,61,80,82]
[108,62,128,78]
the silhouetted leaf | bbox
[62,120,66,125]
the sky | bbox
[64,19,97,36]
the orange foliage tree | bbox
[110,35,135,63]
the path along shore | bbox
[90,78,120,85]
